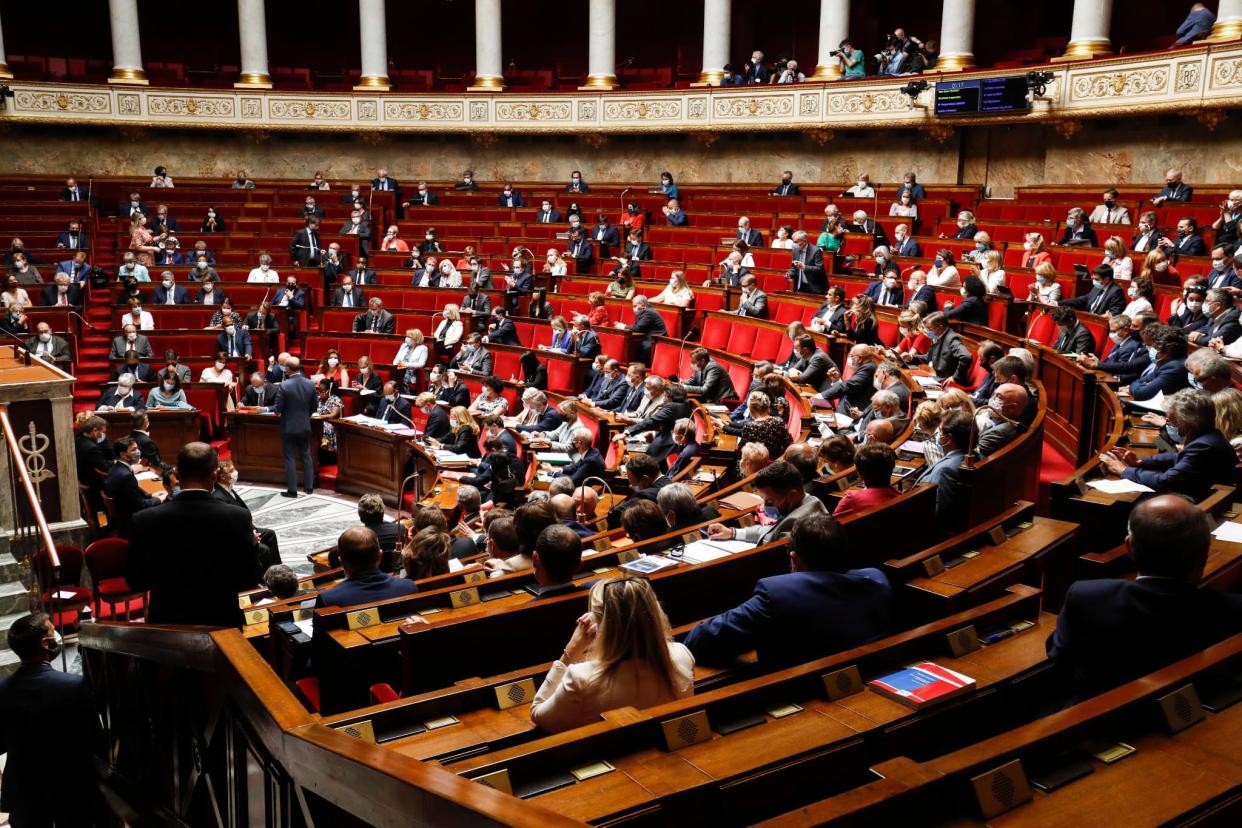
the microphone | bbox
[68,310,100,333]
[382,397,418,429]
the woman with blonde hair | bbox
[129,213,160,266]
[1103,236,1132,280]
[429,405,481,458]
[978,249,1006,294]
[437,258,463,289]
[394,328,428,391]
[848,294,880,345]
[912,400,945,464]
[587,291,611,327]
[543,248,567,277]
[531,576,694,732]
[1212,388,1242,445]
[1028,262,1062,305]
[540,399,584,451]
[937,387,975,415]
[652,269,694,307]
[1022,232,1052,269]
[897,309,930,358]
[1141,248,1179,285]
[402,525,451,581]
[548,315,573,352]
[434,303,464,348]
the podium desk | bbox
[103,409,200,463]
[226,410,325,484]
[335,419,437,507]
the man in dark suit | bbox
[787,231,827,294]
[1060,262,1126,315]
[1204,244,1241,290]
[1159,217,1208,258]
[604,453,673,528]
[1150,169,1193,205]
[0,613,104,826]
[607,365,647,414]
[497,185,525,208]
[353,298,395,333]
[1057,208,1098,247]
[533,200,562,223]
[1047,495,1242,703]
[1189,288,1242,346]
[623,384,690,467]
[322,243,351,284]
[769,171,800,197]
[814,345,876,413]
[515,391,566,433]
[59,176,92,203]
[591,213,620,258]
[1081,314,1150,382]
[912,409,971,532]
[586,360,626,407]
[340,209,372,257]
[1099,388,1237,499]
[682,347,734,403]
[402,181,440,207]
[619,295,667,366]
[787,335,838,393]
[152,273,190,304]
[55,252,92,286]
[319,527,419,611]
[217,324,253,359]
[333,276,366,308]
[1050,306,1098,355]
[128,442,258,625]
[571,316,601,360]
[623,229,652,261]
[486,308,521,346]
[685,513,891,668]
[913,311,974,384]
[565,171,590,194]
[269,358,317,497]
[275,277,306,336]
[561,429,605,486]
[129,410,163,467]
[734,276,769,319]
[25,322,71,365]
[735,217,764,247]
[371,168,400,197]
[242,371,276,407]
[744,51,770,83]
[527,524,584,599]
[347,256,377,286]
[212,458,280,577]
[121,192,149,218]
[288,219,323,267]
[375,381,413,425]
[566,231,595,271]
[109,324,152,360]
[450,333,494,374]
[299,196,325,221]
[893,224,921,258]
[75,416,113,513]
[54,220,88,251]
[414,393,451,441]
[975,383,1029,457]
[104,437,164,536]
[98,374,146,410]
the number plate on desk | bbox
[473,769,513,795]
[449,587,481,608]
[346,607,380,630]
[946,625,980,657]
[494,678,537,710]
[821,665,864,700]
[971,760,1032,819]
[243,608,269,626]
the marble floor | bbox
[237,485,367,576]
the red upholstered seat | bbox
[701,317,730,350]
[727,325,757,355]
[296,677,321,712]
[370,683,401,705]
[84,538,145,622]
[752,329,783,362]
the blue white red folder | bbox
[867,662,976,708]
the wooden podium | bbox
[103,409,200,463]
[335,419,436,507]
[226,410,324,484]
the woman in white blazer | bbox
[531,577,694,732]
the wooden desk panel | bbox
[226,410,323,484]
[103,409,200,461]
[335,419,434,507]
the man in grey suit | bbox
[976,383,1028,457]
[450,333,494,375]
[707,461,826,544]
[787,334,837,393]
[912,409,971,532]
[682,347,734,404]
[911,312,973,386]
[25,322,71,365]
[110,324,152,359]
[734,275,769,319]
[269,357,317,497]
[786,231,827,294]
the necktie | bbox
[370,315,379,333]
[72,191,79,201]
[59,294,67,307]
[257,389,264,406]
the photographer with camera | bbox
[879,28,923,76]
[834,39,866,79]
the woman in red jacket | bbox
[834,442,900,517]
[1022,232,1053,270]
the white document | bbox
[914,375,942,388]
[679,542,732,565]
[294,619,315,637]
[134,470,161,481]
[1124,391,1166,412]
[1212,522,1242,544]
[448,558,465,572]
[1087,478,1155,494]
[899,440,925,455]
[834,412,854,428]
[54,590,79,600]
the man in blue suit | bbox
[604,364,646,413]
[786,231,827,295]
[1100,388,1237,499]
[911,409,971,532]
[152,271,191,304]
[1058,263,1125,316]
[1081,313,1150,383]
[375,381,413,425]
[0,614,104,826]
[497,185,525,208]
[270,357,317,497]
[103,438,163,536]
[516,391,566,433]
[1125,325,1190,402]
[684,513,892,668]
[1048,495,1242,703]
[561,428,605,486]
[216,323,253,359]
[316,528,419,610]
[586,360,626,407]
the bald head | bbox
[573,485,599,520]
[285,356,302,373]
[994,383,1028,419]
[864,418,895,444]
[1127,495,1211,582]
[550,493,576,521]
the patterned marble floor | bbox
[236,485,367,576]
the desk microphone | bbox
[68,310,100,333]
[382,398,418,429]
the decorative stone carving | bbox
[695,132,719,150]
[1052,119,1083,139]
[1195,108,1228,131]
[1070,69,1168,99]
[807,128,835,147]
[118,94,141,115]
[469,101,490,121]
[269,99,351,120]
[826,91,909,114]
[1175,61,1202,93]
[713,96,794,118]
[148,96,235,117]
[603,99,682,120]
[384,101,464,121]
[495,101,572,121]
[925,123,956,144]
[581,132,608,149]
[15,91,109,114]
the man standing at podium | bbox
[270,357,317,498]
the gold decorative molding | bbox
[1207,19,1242,42]
[0,63,12,81]
[354,74,391,92]
[807,128,835,146]
[467,75,505,92]
[925,123,956,143]
[935,54,976,72]
[1053,39,1114,62]
[108,67,148,86]
[693,70,724,87]
[811,63,841,81]
[2,42,1242,135]
[579,74,619,91]
[235,72,273,89]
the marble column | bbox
[235,0,272,88]
[696,0,732,85]
[1057,0,1114,60]
[936,0,976,72]
[812,0,850,81]
[355,0,391,90]
[107,0,147,85]
[0,10,12,81]
[469,0,505,91]
[1209,0,1242,41]
[581,0,618,90]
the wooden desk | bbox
[335,418,436,507]
[226,410,324,484]
[102,409,200,461]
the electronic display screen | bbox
[934,76,1030,116]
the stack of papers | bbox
[899,440,925,455]
[619,555,679,575]
[680,539,755,564]
[1124,391,1167,413]
[135,470,161,481]
[434,451,472,466]
[1212,522,1242,544]
[536,451,573,465]
[1086,478,1155,494]
[914,375,942,388]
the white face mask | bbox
[58,284,69,293]
[327,358,339,367]
[127,332,137,341]
[204,284,214,292]
[260,264,270,271]
[214,361,225,370]
[39,332,52,342]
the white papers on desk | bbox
[294,619,315,637]
[135,470,161,481]
[536,451,572,464]
[1212,522,1242,544]
[1124,391,1166,412]
[357,388,376,396]
[345,414,384,425]
[448,557,465,572]
[434,451,472,465]
[834,412,854,429]
[899,440,925,455]
[1087,478,1155,494]
[704,404,730,414]
[680,539,756,564]
[914,375,942,388]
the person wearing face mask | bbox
[195,277,227,306]
[339,209,373,256]
[909,312,973,385]
[655,171,680,201]
[1120,274,1156,319]
[374,379,413,427]
[532,199,561,223]
[1082,313,1151,383]
[734,274,769,319]
[289,216,325,267]
[402,179,441,207]
[1189,287,1242,346]
[0,612,106,827]
[98,371,146,410]
[339,184,363,206]
[54,250,92,288]
[1130,211,1164,253]
[418,228,445,255]
[1100,389,1235,499]
[1212,189,1242,247]
[926,248,960,287]
[242,370,277,408]
[332,274,365,308]
[158,349,192,384]
[217,321,253,359]
[1168,283,1209,335]
[564,170,590,194]
[124,295,154,330]
[769,170,800,197]
[1088,188,1131,226]
[814,344,878,414]
[887,222,919,259]
[110,323,152,359]
[200,205,227,233]
[1151,168,1193,205]
[212,457,281,579]
[187,253,219,283]
[21,319,67,364]
[1124,324,1191,402]
[1057,207,1098,247]
[1049,305,1097,355]
[312,378,345,452]
[246,253,279,284]
[497,183,525,208]
[353,297,395,334]
[200,350,236,391]
[149,271,186,305]
[875,267,905,308]
[943,275,989,325]
[1059,263,1126,316]
[372,167,400,197]
[105,437,165,535]
[349,256,376,286]
[75,415,115,510]
[888,188,918,221]
[939,210,977,241]
[1204,243,1241,290]
[975,384,1029,457]
[1158,217,1207,257]
[146,371,192,410]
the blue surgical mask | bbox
[1188,372,1202,390]
[934,258,944,267]
[1166,422,1185,443]
[1147,346,1159,361]
[975,243,986,251]
[162,382,174,392]
[1091,279,1103,290]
